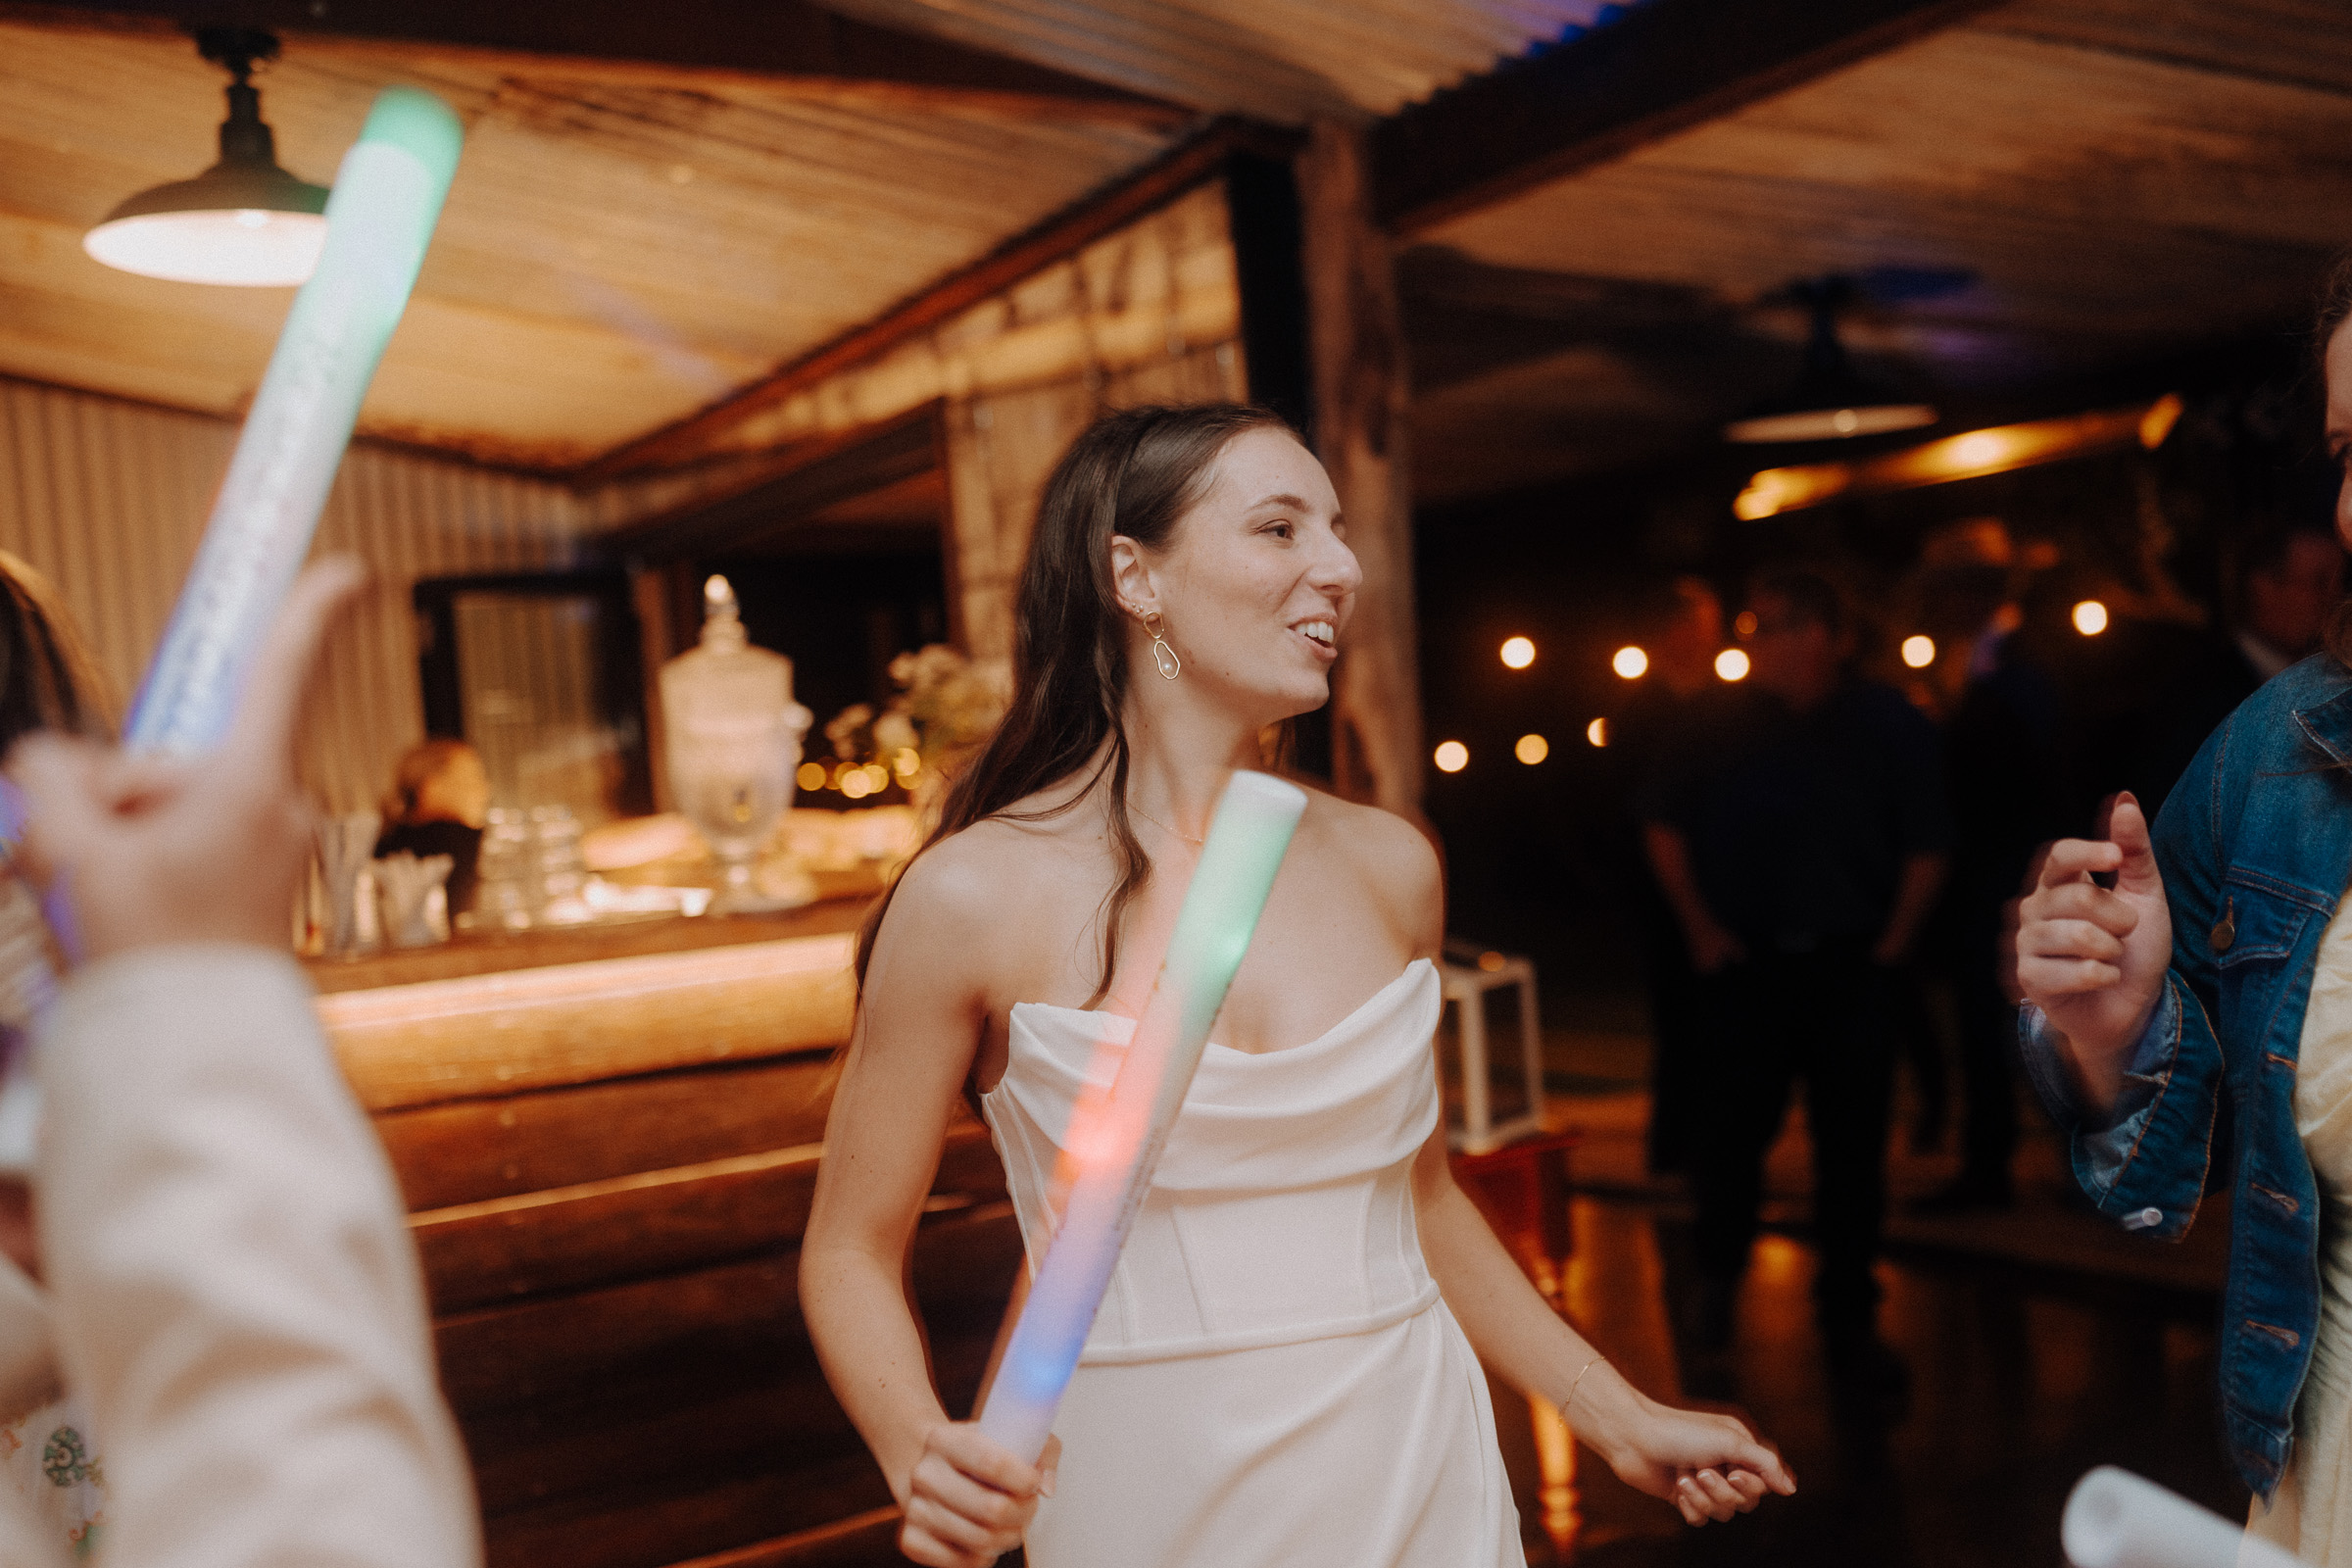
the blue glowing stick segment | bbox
[127,87,463,754]
[977,770,1308,1461]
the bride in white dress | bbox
[802,405,1795,1567]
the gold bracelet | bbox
[1565,1353,1606,1417]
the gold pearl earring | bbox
[1144,611,1181,680]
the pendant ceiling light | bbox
[83,27,329,287]
[1723,275,1939,445]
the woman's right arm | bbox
[801,847,1049,1568]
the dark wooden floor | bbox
[1515,1194,2242,1567]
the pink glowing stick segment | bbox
[977,770,1308,1462]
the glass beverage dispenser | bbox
[661,575,815,912]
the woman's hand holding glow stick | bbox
[976,769,1308,1463]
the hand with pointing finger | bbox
[2010,791,2173,1116]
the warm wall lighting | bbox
[1500,636,1536,669]
[1515,733,1549,764]
[796,761,826,791]
[1900,634,1936,669]
[1434,740,1469,773]
[1735,395,2181,521]
[1611,645,1648,679]
[1715,648,1750,681]
[2073,599,2110,636]
[1585,717,1608,748]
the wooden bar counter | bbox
[308,901,1018,1568]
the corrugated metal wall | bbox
[0,375,588,812]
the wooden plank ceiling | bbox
[1402,0,2352,501]
[816,0,1625,120]
[0,17,1178,468]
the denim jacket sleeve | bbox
[2016,719,2233,1241]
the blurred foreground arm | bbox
[10,561,481,1568]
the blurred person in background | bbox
[1642,568,1949,1387]
[1612,577,1724,1178]
[375,737,489,915]
[0,560,479,1567]
[1912,520,2062,1213]
[2134,514,2346,814]
[0,551,112,1557]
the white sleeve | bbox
[32,944,479,1568]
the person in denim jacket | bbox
[2015,259,2352,1562]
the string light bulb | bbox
[1433,740,1469,773]
[1611,646,1648,679]
[2073,600,2110,636]
[1500,636,1536,669]
[1715,648,1750,682]
[1900,635,1936,669]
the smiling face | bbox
[1111,426,1361,724]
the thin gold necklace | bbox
[1126,799,1204,846]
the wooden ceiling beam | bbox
[579,117,1294,481]
[0,0,1188,120]
[1372,0,2006,236]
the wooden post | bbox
[1298,121,1424,817]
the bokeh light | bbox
[893,748,921,778]
[841,770,872,800]
[1900,634,1936,669]
[1586,717,1608,748]
[1611,645,1648,679]
[1434,740,1469,773]
[1735,610,1758,638]
[1715,648,1750,682]
[2073,599,2110,636]
[1500,636,1536,669]
[797,761,826,791]
[1515,733,1549,764]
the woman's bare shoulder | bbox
[1294,786,1442,945]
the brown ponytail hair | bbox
[855,403,1293,1005]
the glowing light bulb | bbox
[1515,733,1549,764]
[1500,636,1536,669]
[1715,648,1750,682]
[1586,717,1608,748]
[2073,599,2110,636]
[796,761,826,791]
[1433,740,1469,773]
[1611,645,1648,680]
[1901,634,1936,669]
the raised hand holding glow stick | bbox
[2062,1466,2308,1568]
[977,769,1308,1461]
[129,86,463,754]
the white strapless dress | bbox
[982,958,1520,1568]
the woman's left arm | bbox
[1410,1141,1793,1523]
[1363,808,1792,1525]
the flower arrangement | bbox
[810,646,1008,816]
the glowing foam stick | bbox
[127,87,463,753]
[977,769,1308,1461]
[2063,1467,2306,1568]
